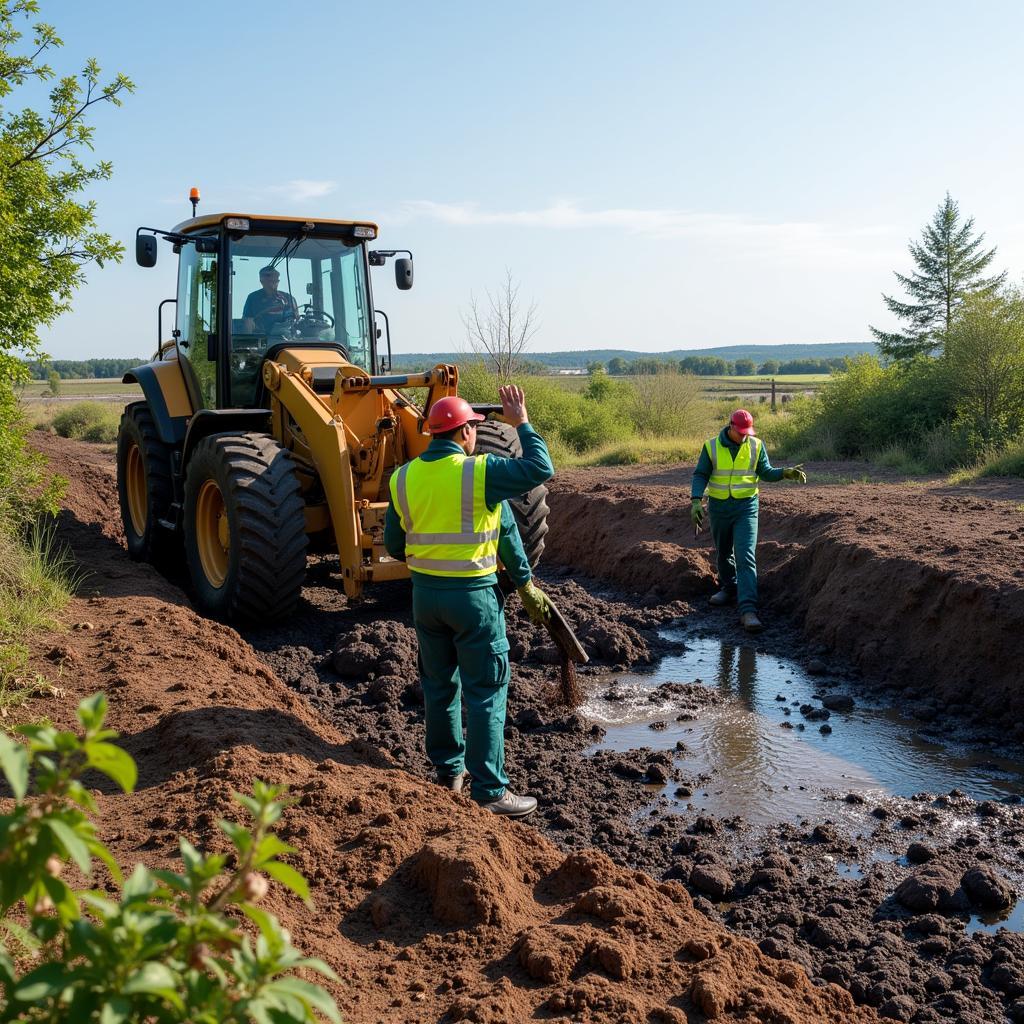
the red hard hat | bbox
[730,409,755,436]
[426,396,486,434]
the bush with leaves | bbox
[0,694,340,1023]
[0,384,64,534]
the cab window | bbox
[228,233,373,402]
[176,242,218,408]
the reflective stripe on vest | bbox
[705,435,761,499]
[390,453,501,577]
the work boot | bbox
[480,789,538,818]
[437,769,470,794]
[709,589,735,607]
[740,611,763,634]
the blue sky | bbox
[29,0,1024,359]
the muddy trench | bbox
[240,544,1024,1024]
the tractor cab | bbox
[136,210,412,416]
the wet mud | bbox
[244,561,1024,1024]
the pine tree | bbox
[871,193,1005,361]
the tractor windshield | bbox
[228,232,373,402]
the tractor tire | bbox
[183,432,308,622]
[474,420,550,567]
[117,402,175,564]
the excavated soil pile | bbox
[16,431,882,1023]
[545,472,1024,737]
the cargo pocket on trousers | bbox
[486,637,510,691]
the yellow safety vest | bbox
[705,435,762,499]
[390,453,501,577]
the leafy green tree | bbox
[585,360,605,375]
[0,0,133,386]
[758,359,780,375]
[871,193,1005,361]
[0,693,341,1023]
[733,358,756,376]
[583,366,615,402]
[606,357,629,376]
[45,369,60,395]
[944,287,1024,444]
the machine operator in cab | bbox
[242,265,298,335]
[384,385,554,818]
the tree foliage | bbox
[944,287,1024,444]
[0,0,133,385]
[871,193,1005,362]
[0,694,340,1023]
[26,358,144,380]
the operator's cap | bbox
[730,409,755,436]
[426,396,485,434]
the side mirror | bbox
[136,234,158,268]
[395,257,413,290]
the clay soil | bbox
[14,434,1024,1023]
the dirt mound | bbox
[19,431,883,1023]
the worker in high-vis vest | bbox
[384,385,554,818]
[690,409,806,633]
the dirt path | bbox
[21,433,1024,1022]
[19,430,883,1023]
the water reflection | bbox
[584,632,1024,827]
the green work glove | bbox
[690,498,705,530]
[782,464,807,483]
[518,580,552,625]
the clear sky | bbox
[29,0,1024,359]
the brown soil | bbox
[16,431,882,1023]
[546,466,1024,739]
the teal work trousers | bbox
[411,581,511,803]
[708,496,759,614]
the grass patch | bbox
[868,445,929,475]
[558,435,708,467]
[45,401,123,443]
[21,377,142,399]
[0,523,79,716]
[947,444,1024,484]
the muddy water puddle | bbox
[583,629,1024,828]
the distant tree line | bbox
[25,358,144,379]
[598,355,846,377]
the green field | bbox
[546,372,829,394]
[21,378,142,400]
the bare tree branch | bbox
[461,269,539,383]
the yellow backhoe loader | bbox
[118,197,549,621]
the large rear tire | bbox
[117,402,175,564]
[183,432,308,622]
[473,420,549,567]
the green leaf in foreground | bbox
[263,860,313,908]
[0,732,29,799]
[84,740,137,792]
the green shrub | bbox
[51,402,120,443]
[773,356,960,465]
[0,694,340,1023]
[0,385,65,534]
[0,521,78,649]
[625,373,704,438]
